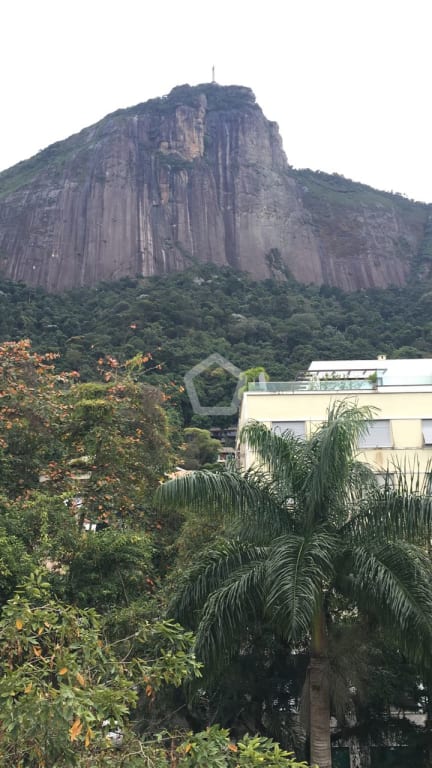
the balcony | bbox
[248,379,376,393]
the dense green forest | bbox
[0,264,431,427]
[1,269,432,765]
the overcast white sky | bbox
[1,0,431,202]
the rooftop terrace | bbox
[247,358,432,393]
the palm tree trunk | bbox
[309,604,332,768]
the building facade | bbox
[238,358,432,481]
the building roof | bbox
[243,358,432,395]
[308,359,432,386]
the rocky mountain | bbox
[0,83,431,292]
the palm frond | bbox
[344,459,378,502]
[304,400,375,524]
[228,465,300,542]
[168,540,267,628]
[341,541,432,664]
[390,455,432,496]
[156,466,266,514]
[195,561,267,665]
[156,465,295,543]
[242,401,375,530]
[240,420,311,498]
[265,529,338,641]
[343,484,432,545]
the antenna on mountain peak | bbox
[212,65,216,83]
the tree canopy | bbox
[0,264,432,428]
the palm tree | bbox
[156,401,432,768]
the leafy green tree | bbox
[0,528,33,602]
[0,491,77,561]
[238,367,269,397]
[0,339,73,494]
[64,371,173,528]
[156,401,432,768]
[63,529,154,611]
[0,571,136,766]
[0,340,173,513]
[177,726,309,767]
[0,572,202,767]
[182,428,221,470]
[0,342,176,621]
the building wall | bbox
[238,391,432,475]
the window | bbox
[271,421,305,438]
[358,420,392,449]
[422,419,432,445]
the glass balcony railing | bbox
[248,376,432,393]
[248,379,376,393]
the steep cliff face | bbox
[0,83,430,292]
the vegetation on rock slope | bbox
[0,264,431,426]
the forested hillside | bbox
[0,265,430,425]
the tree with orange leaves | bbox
[0,341,174,610]
[0,339,77,494]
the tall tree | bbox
[64,375,172,528]
[156,401,432,768]
[181,428,221,470]
[0,339,73,494]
